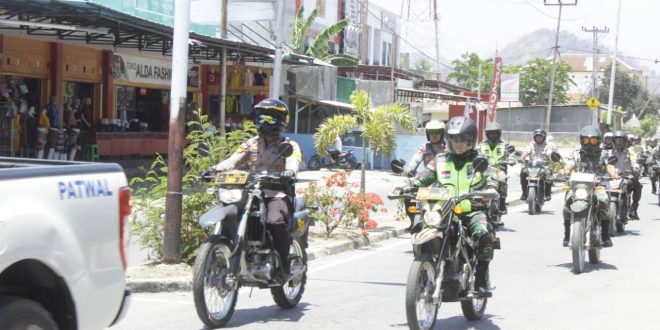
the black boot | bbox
[499,197,508,215]
[474,260,492,298]
[630,204,640,220]
[545,183,552,201]
[563,221,570,247]
[652,180,657,194]
[601,221,613,247]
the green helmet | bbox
[425,120,445,141]
[485,122,502,142]
[579,125,602,155]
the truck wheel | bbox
[0,296,58,330]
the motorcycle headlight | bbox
[218,188,243,204]
[574,188,588,200]
[423,211,442,227]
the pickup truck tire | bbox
[0,296,58,330]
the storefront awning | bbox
[289,95,355,134]
[0,0,317,65]
[396,87,479,103]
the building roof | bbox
[559,54,636,73]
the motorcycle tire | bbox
[571,221,585,274]
[461,271,488,321]
[609,203,618,237]
[343,158,358,170]
[193,240,238,329]
[527,187,536,215]
[271,238,307,309]
[307,157,321,171]
[405,253,439,330]
[588,225,600,264]
[0,296,58,330]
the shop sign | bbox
[112,54,199,88]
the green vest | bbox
[436,158,485,213]
[479,142,506,165]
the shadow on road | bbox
[309,278,406,287]
[495,227,517,233]
[221,302,312,328]
[436,313,502,330]
[551,261,618,273]
[617,229,641,236]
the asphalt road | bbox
[112,178,660,330]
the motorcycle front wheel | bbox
[571,221,585,274]
[406,253,439,330]
[193,240,238,329]
[271,238,307,309]
[588,224,600,264]
[307,156,321,171]
[609,202,618,237]
[527,187,536,215]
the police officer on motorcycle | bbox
[605,131,642,220]
[601,132,614,151]
[478,121,511,214]
[519,128,557,201]
[403,119,446,176]
[561,126,613,247]
[214,98,302,278]
[648,137,660,194]
[416,116,498,296]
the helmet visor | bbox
[613,137,626,147]
[580,137,600,145]
[256,114,279,126]
[447,134,473,154]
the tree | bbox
[313,90,414,193]
[413,58,432,72]
[599,63,642,113]
[508,58,574,106]
[446,52,494,94]
[291,6,357,66]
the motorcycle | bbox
[390,157,500,330]
[390,158,421,230]
[192,143,313,328]
[486,145,516,228]
[307,150,359,170]
[564,172,605,274]
[522,152,561,215]
[606,170,631,236]
[651,156,660,205]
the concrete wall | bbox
[355,79,394,106]
[286,65,338,101]
[495,105,594,134]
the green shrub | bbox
[130,111,256,264]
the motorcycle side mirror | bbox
[390,158,406,174]
[550,151,562,162]
[277,142,294,159]
[607,155,618,165]
[506,144,516,154]
[473,156,489,173]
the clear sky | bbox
[371,0,659,71]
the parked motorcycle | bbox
[192,143,313,328]
[522,152,561,215]
[307,150,359,170]
[564,172,604,274]
[390,157,499,330]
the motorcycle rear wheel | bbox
[405,253,439,330]
[343,158,357,170]
[307,157,321,171]
[571,221,585,274]
[527,187,536,215]
[193,240,238,328]
[460,271,488,320]
[271,238,307,309]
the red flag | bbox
[488,57,503,122]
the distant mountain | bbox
[498,28,612,66]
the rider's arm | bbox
[405,145,425,174]
[214,141,250,171]
[285,142,303,175]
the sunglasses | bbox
[256,114,278,125]
[581,137,600,145]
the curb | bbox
[126,188,564,293]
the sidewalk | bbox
[125,166,565,293]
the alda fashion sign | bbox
[112,54,199,88]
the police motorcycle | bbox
[520,152,562,215]
[652,156,660,205]
[307,149,359,170]
[485,145,516,228]
[390,157,499,330]
[606,164,632,236]
[562,171,609,274]
[192,143,313,328]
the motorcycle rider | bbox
[328,134,343,164]
[605,131,641,220]
[478,121,511,214]
[519,128,557,201]
[403,119,446,176]
[648,138,659,194]
[416,116,498,296]
[214,98,302,278]
[601,132,614,151]
[561,126,613,247]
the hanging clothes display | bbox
[242,69,254,87]
[225,95,238,114]
[239,94,254,115]
[228,70,242,89]
[254,70,268,86]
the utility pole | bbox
[582,25,608,126]
[163,0,191,263]
[432,0,441,79]
[270,0,285,99]
[359,0,369,64]
[607,0,622,126]
[219,0,228,132]
[543,0,577,132]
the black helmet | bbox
[579,125,602,155]
[533,128,546,143]
[445,116,477,155]
[254,98,289,136]
[485,122,502,142]
[612,131,628,149]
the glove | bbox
[199,168,215,180]
[280,170,295,182]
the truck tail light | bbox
[118,186,132,271]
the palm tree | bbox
[291,6,358,66]
[314,90,414,193]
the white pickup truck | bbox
[0,157,131,330]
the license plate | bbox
[416,187,452,200]
[216,172,248,184]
